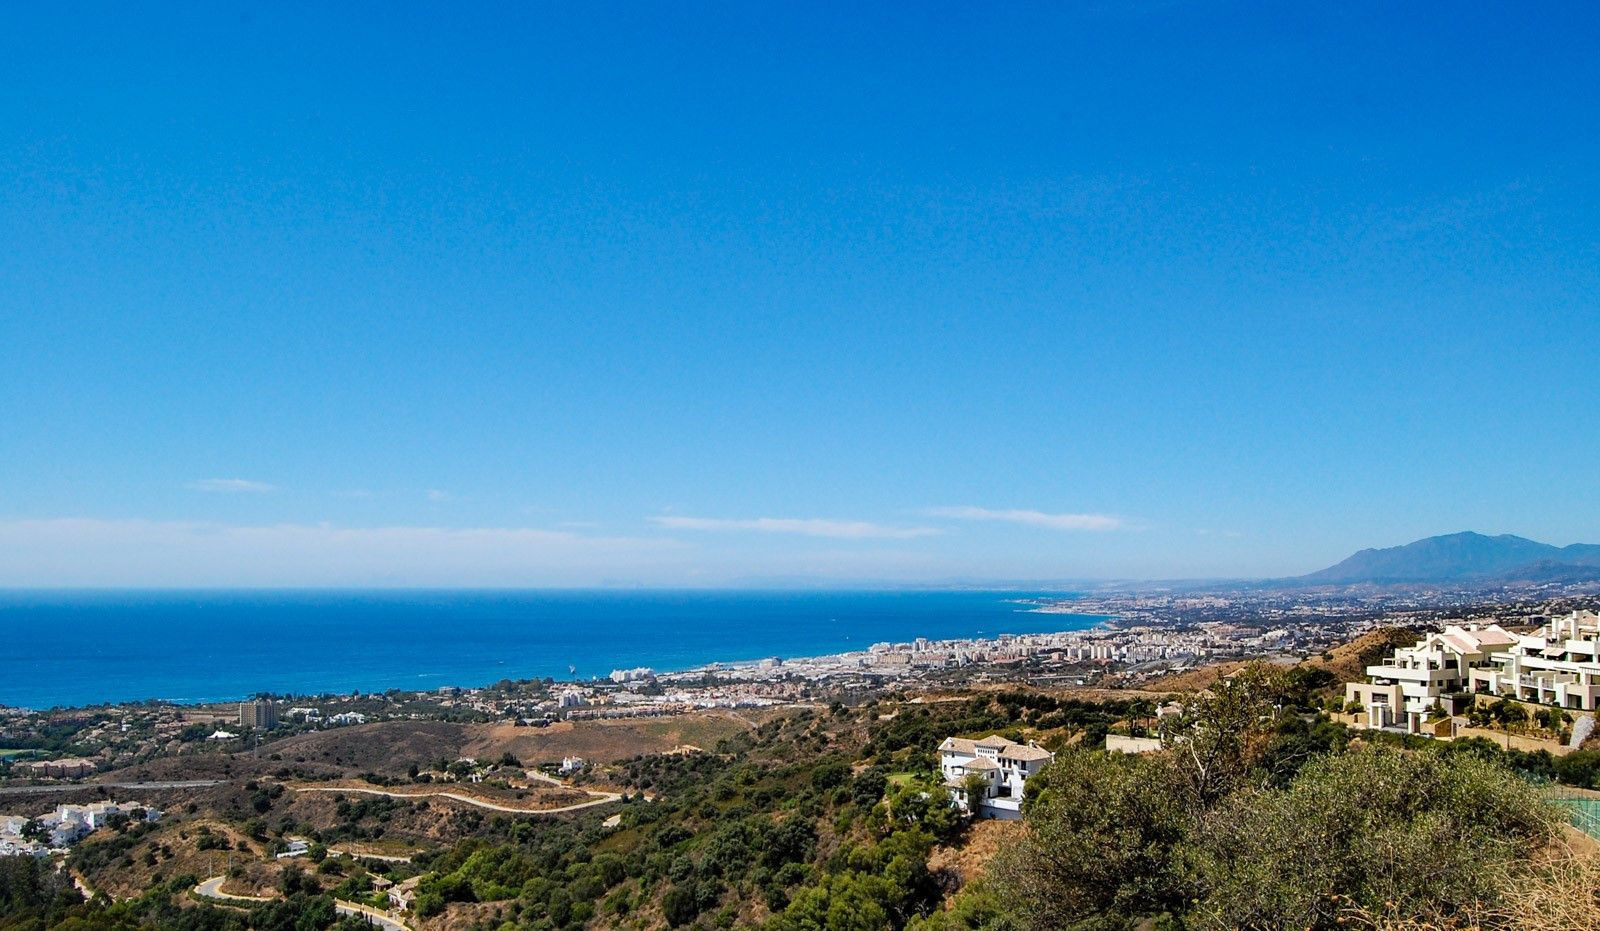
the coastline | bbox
[1,590,1110,710]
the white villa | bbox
[1469,611,1600,710]
[1345,624,1518,732]
[938,735,1054,820]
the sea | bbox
[0,589,1108,710]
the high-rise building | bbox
[239,700,278,730]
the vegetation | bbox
[5,668,1595,930]
[0,858,372,931]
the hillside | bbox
[1301,531,1600,584]
[1143,627,1420,694]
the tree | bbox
[1183,746,1559,929]
[991,750,1192,929]
[1556,749,1600,789]
[959,773,990,812]
[1159,663,1286,805]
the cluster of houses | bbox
[0,815,47,858]
[1347,610,1600,734]
[0,801,162,856]
[8,757,97,779]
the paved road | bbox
[193,876,272,903]
[194,876,413,931]
[0,779,224,796]
[329,847,414,864]
[335,900,413,931]
[293,785,622,815]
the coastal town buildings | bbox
[1345,624,1518,731]
[937,734,1054,820]
[1468,611,1600,710]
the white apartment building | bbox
[938,735,1054,820]
[1468,611,1600,710]
[1346,624,1518,733]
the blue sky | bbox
[2,3,1598,586]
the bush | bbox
[1184,747,1559,929]
[1556,749,1600,789]
[992,750,1192,928]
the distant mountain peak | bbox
[1300,532,1600,584]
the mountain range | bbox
[1301,531,1600,584]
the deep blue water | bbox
[0,590,1105,709]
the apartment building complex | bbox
[239,700,278,730]
[1345,624,1517,732]
[1469,610,1600,710]
[1347,611,1600,733]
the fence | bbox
[1544,783,1600,839]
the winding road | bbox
[193,876,272,903]
[292,784,622,815]
[193,876,413,931]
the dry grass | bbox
[1142,662,1252,693]
[1341,840,1600,931]
[76,817,262,899]
[266,721,470,776]
[461,711,758,765]
[1311,627,1426,684]
[928,819,1026,887]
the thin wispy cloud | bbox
[0,518,684,587]
[651,515,942,540]
[926,506,1126,531]
[188,478,276,494]
[426,489,452,502]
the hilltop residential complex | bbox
[1347,611,1600,732]
[1345,624,1518,731]
[1469,610,1600,710]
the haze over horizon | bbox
[4,4,1598,587]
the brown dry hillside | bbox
[1308,626,1425,683]
[927,819,1026,887]
[74,817,264,900]
[268,721,470,775]
[1143,627,1423,695]
[461,711,759,765]
[1142,661,1252,693]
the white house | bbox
[938,735,1054,820]
[388,876,423,911]
[1469,611,1600,710]
[1346,624,1518,733]
[277,838,311,859]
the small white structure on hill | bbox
[938,735,1054,820]
[277,838,311,859]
